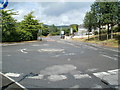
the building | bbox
[77,25,87,36]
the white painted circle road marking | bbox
[38,49,64,52]
[48,75,67,82]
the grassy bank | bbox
[72,34,119,48]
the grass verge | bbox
[72,37,119,48]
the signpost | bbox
[38,29,42,41]
[70,28,73,34]
[61,31,64,35]
[60,31,65,39]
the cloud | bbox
[8,2,93,25]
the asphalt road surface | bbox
[2,36,119,89]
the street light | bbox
[38,29,42,41]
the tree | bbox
[91,2,102,40]
[70,24,78,32]
[48,24,60,35]
[41,25,49,36]
[84,11,93,40]
[20,11,41,40]
[90,1,119,40]
[0,9,18,42]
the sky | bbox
[7,2,94,26]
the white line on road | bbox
[107,69,119,74]
[93,72,110,79]
[5,72,21,77]
[73,74,91,79]
[27,74,44,80]
[0,72,27,89]
[93,69,119,81]
[38,49,64,52]
[20,49,28,53]
[104,48,119,53]
[101,54,118,60]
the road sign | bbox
[61,31,64,35]
[70,28,73,34]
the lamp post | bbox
[38,29,42,41]
[60,21,65,39]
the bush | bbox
[49,32,60,36]
[100,29,107,34]
[17,30,33,41]
[113,26,120,33]
[94,31,98,35]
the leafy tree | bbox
[40,25,49,36]
[84,11,93,40]
[0,9,18,42]
[48,24,60,35]
[70,24,78,32]
[62,27,70,36]
[90,1,119,40]
[20,11,41,40]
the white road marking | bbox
[5,72,21,77]
[74,74,91,79]
[93,69,119,86]
[0,72,27,89]
[38,49,64,52]
[64,53,75,56]
[20,49,28,53]
[104,48,119,53]
[93,72,110,79]
[27,74,44,80]
[93,69,119,78]
[107,69,119,75]
[87,68,98,72]
[101,54,118,60]
[48,75,67,82]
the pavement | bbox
[1,36,119,89]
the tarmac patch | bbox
[40,64,77,75]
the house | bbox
[77,25,87,36]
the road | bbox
[1,36,119,89]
